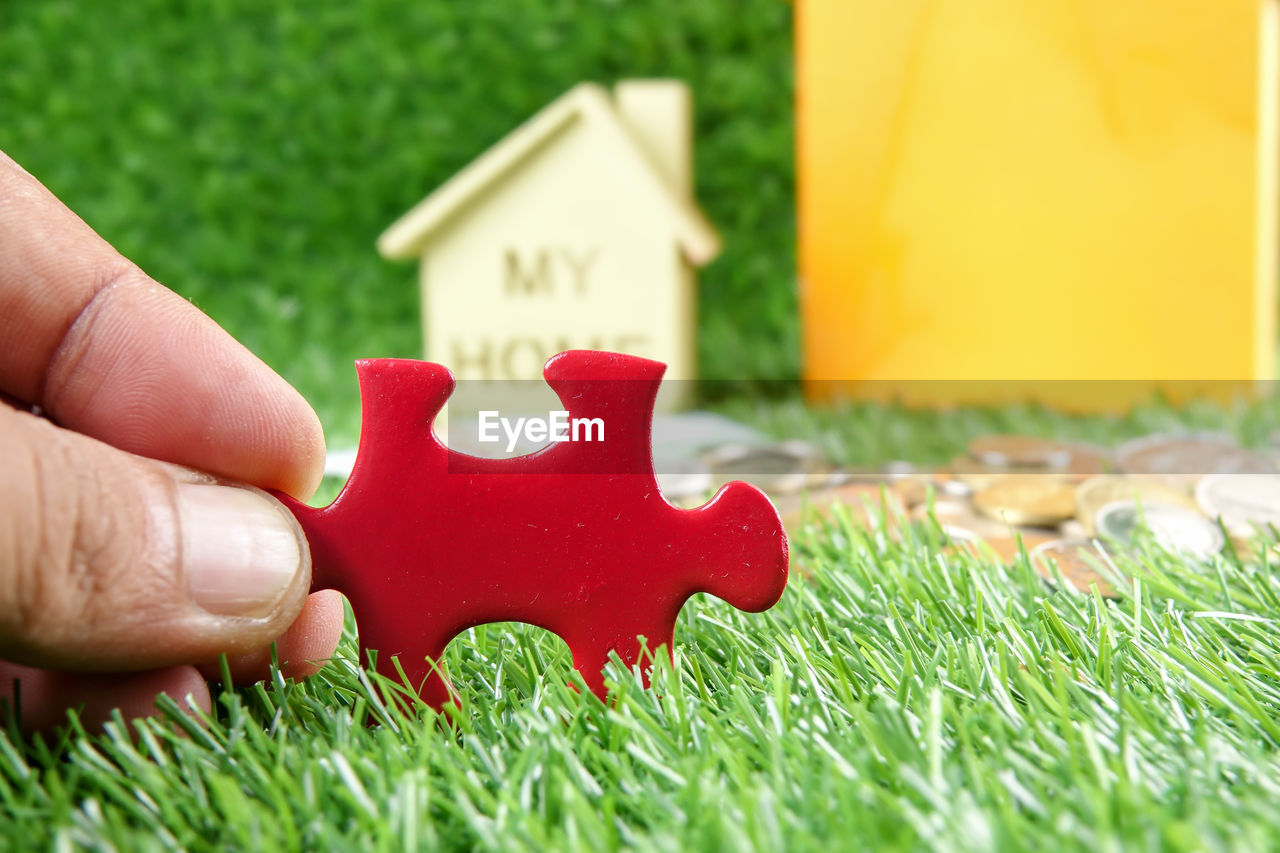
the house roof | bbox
[377,83,721,266]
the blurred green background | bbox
[0,0,796,444]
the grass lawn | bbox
[5,513,1280,850]
[5,2,1280,850]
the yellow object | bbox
[797,0,1280,410]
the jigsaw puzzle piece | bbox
[668,480,791,614]
[554,481,788,699]
[280,358,453,594]
[537,349,666,475]
[348,358,452,469]
[277,351,789,711]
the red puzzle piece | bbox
[276,351,789,709]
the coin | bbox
[947,456,1012,493]
[948,533,1055,563]
[968,435,1073,468]
[883,460,918,477]
[891,476,929,507]
[937,478,974,499]
[1062,444,1111,476]
[776,483,906,538]
[651,410,767,459]
[1094,500,1225,558]
[701,440,830,495]
[973,475,1077,527]
[1116,432,1276,477]
[966,435,1110,475]
[1230,536,1280,562]
[1074,475,1198,535]
[915,499,1019,541]
[1030,538,1117,596]
[890,476,965,507]
[1194,474,1280,537]
[1056,446,1110,477]
[655,457,713,501]
[701,439,825,470]
[1058,519,1090,539]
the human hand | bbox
[0,151,344,732]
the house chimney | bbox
[613,80,693,200]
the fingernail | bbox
[177,484,303,618]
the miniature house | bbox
[797,0,1279,410]
[379,81,719,397]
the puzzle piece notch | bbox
[278,350,789,709]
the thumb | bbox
[0,405,311,671]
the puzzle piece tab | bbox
[276,350,789,709]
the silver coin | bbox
[968,435,1073,469]
[1195,474,1280,537]
[655,457,713,500]
[890,475,954,507]
[700,440,825,475]
[1095,499,1224,558]
[1058,519,1090,539]
[883,460,918,478]
[938,478,974,499]
[965,435,1111,474]
[1116,432,1276,476]
[700,440,830,496]
[650,411,767,459]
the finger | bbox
[198,589,346,684]
[0,661,212,734]
[0,151,324,499]
[0,406,311,671]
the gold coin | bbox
[946,455,1010,492]
[1074,475,1198,535]
[914,498,1026,540]
[1229,535,1280,563]
[973,475,1077,527]
[947,533,1055,564]
[1030,539,1118,597]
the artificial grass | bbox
[4,508,1280,850]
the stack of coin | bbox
[775,431,1280,597]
